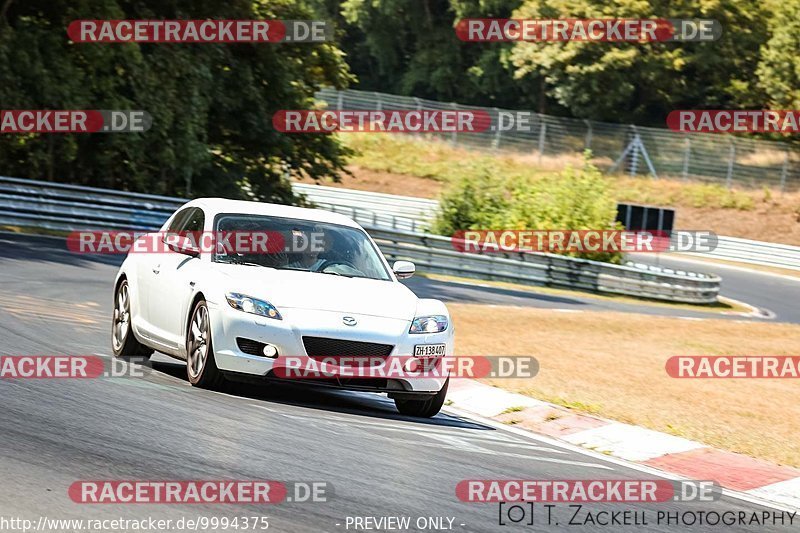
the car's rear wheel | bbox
[394,378,449,418]
[111,279,152,359]
[186,299,226,390]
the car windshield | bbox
[213,213,391,281]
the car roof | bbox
[182,197,363,229]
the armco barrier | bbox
[367,228,720,303]
[0,176,719,303]
[293,182,438,232]
[682,236,800,272]
[0,176,184,231]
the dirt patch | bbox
[675,203,800,245]
[296,165,444,199]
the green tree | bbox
[757,1,800,109]
[508,0,769,123]
[0,0,353,202]
[338,0,534,108]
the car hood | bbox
[210,263,418,321]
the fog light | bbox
[262,344,278,358]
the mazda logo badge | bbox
[342,316,357,326]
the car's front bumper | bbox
[208,303,453,393]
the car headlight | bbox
[225,292,282,320]
[409,315,448,334]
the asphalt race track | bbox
[0,232,796,532]
[627,254,800,324]
[408,257,800,324]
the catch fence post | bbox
[537,118,546,166]
[682,138,691,181]
[725,141,736,188]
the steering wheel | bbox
[316,259,360,274]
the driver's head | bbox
[291,226,328,267]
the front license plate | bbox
[414,344,446,357]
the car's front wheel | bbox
[394,378,449,418]
[186,299,226,390]
[111,279,152,359]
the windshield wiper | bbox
[217,256,264,267]
[317,270,352,277]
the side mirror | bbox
[165,235,200,257]
[392,260,415,280]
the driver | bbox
[285,228,328,271]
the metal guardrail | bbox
[0,175,433,232]
[681,236,800,272]
[0,176,720,304]
[293,182,436,232]
[0,176,184,231]
[368,228,719,304]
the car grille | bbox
[237,337,267,356]
[302,336,394,358]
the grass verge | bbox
[450,302,800,467]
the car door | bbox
[148,206,206,352]
[138,207,194,347]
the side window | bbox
[182,208,205,233]
[165,208,192,233]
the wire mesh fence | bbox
[315,88,800,191]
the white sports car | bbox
[112,198,453,417]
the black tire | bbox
[186,299,226,390]
[394,378,449,418]
[111,279,152,359]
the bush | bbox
[432,171,510,235]
[432,157,622,263]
